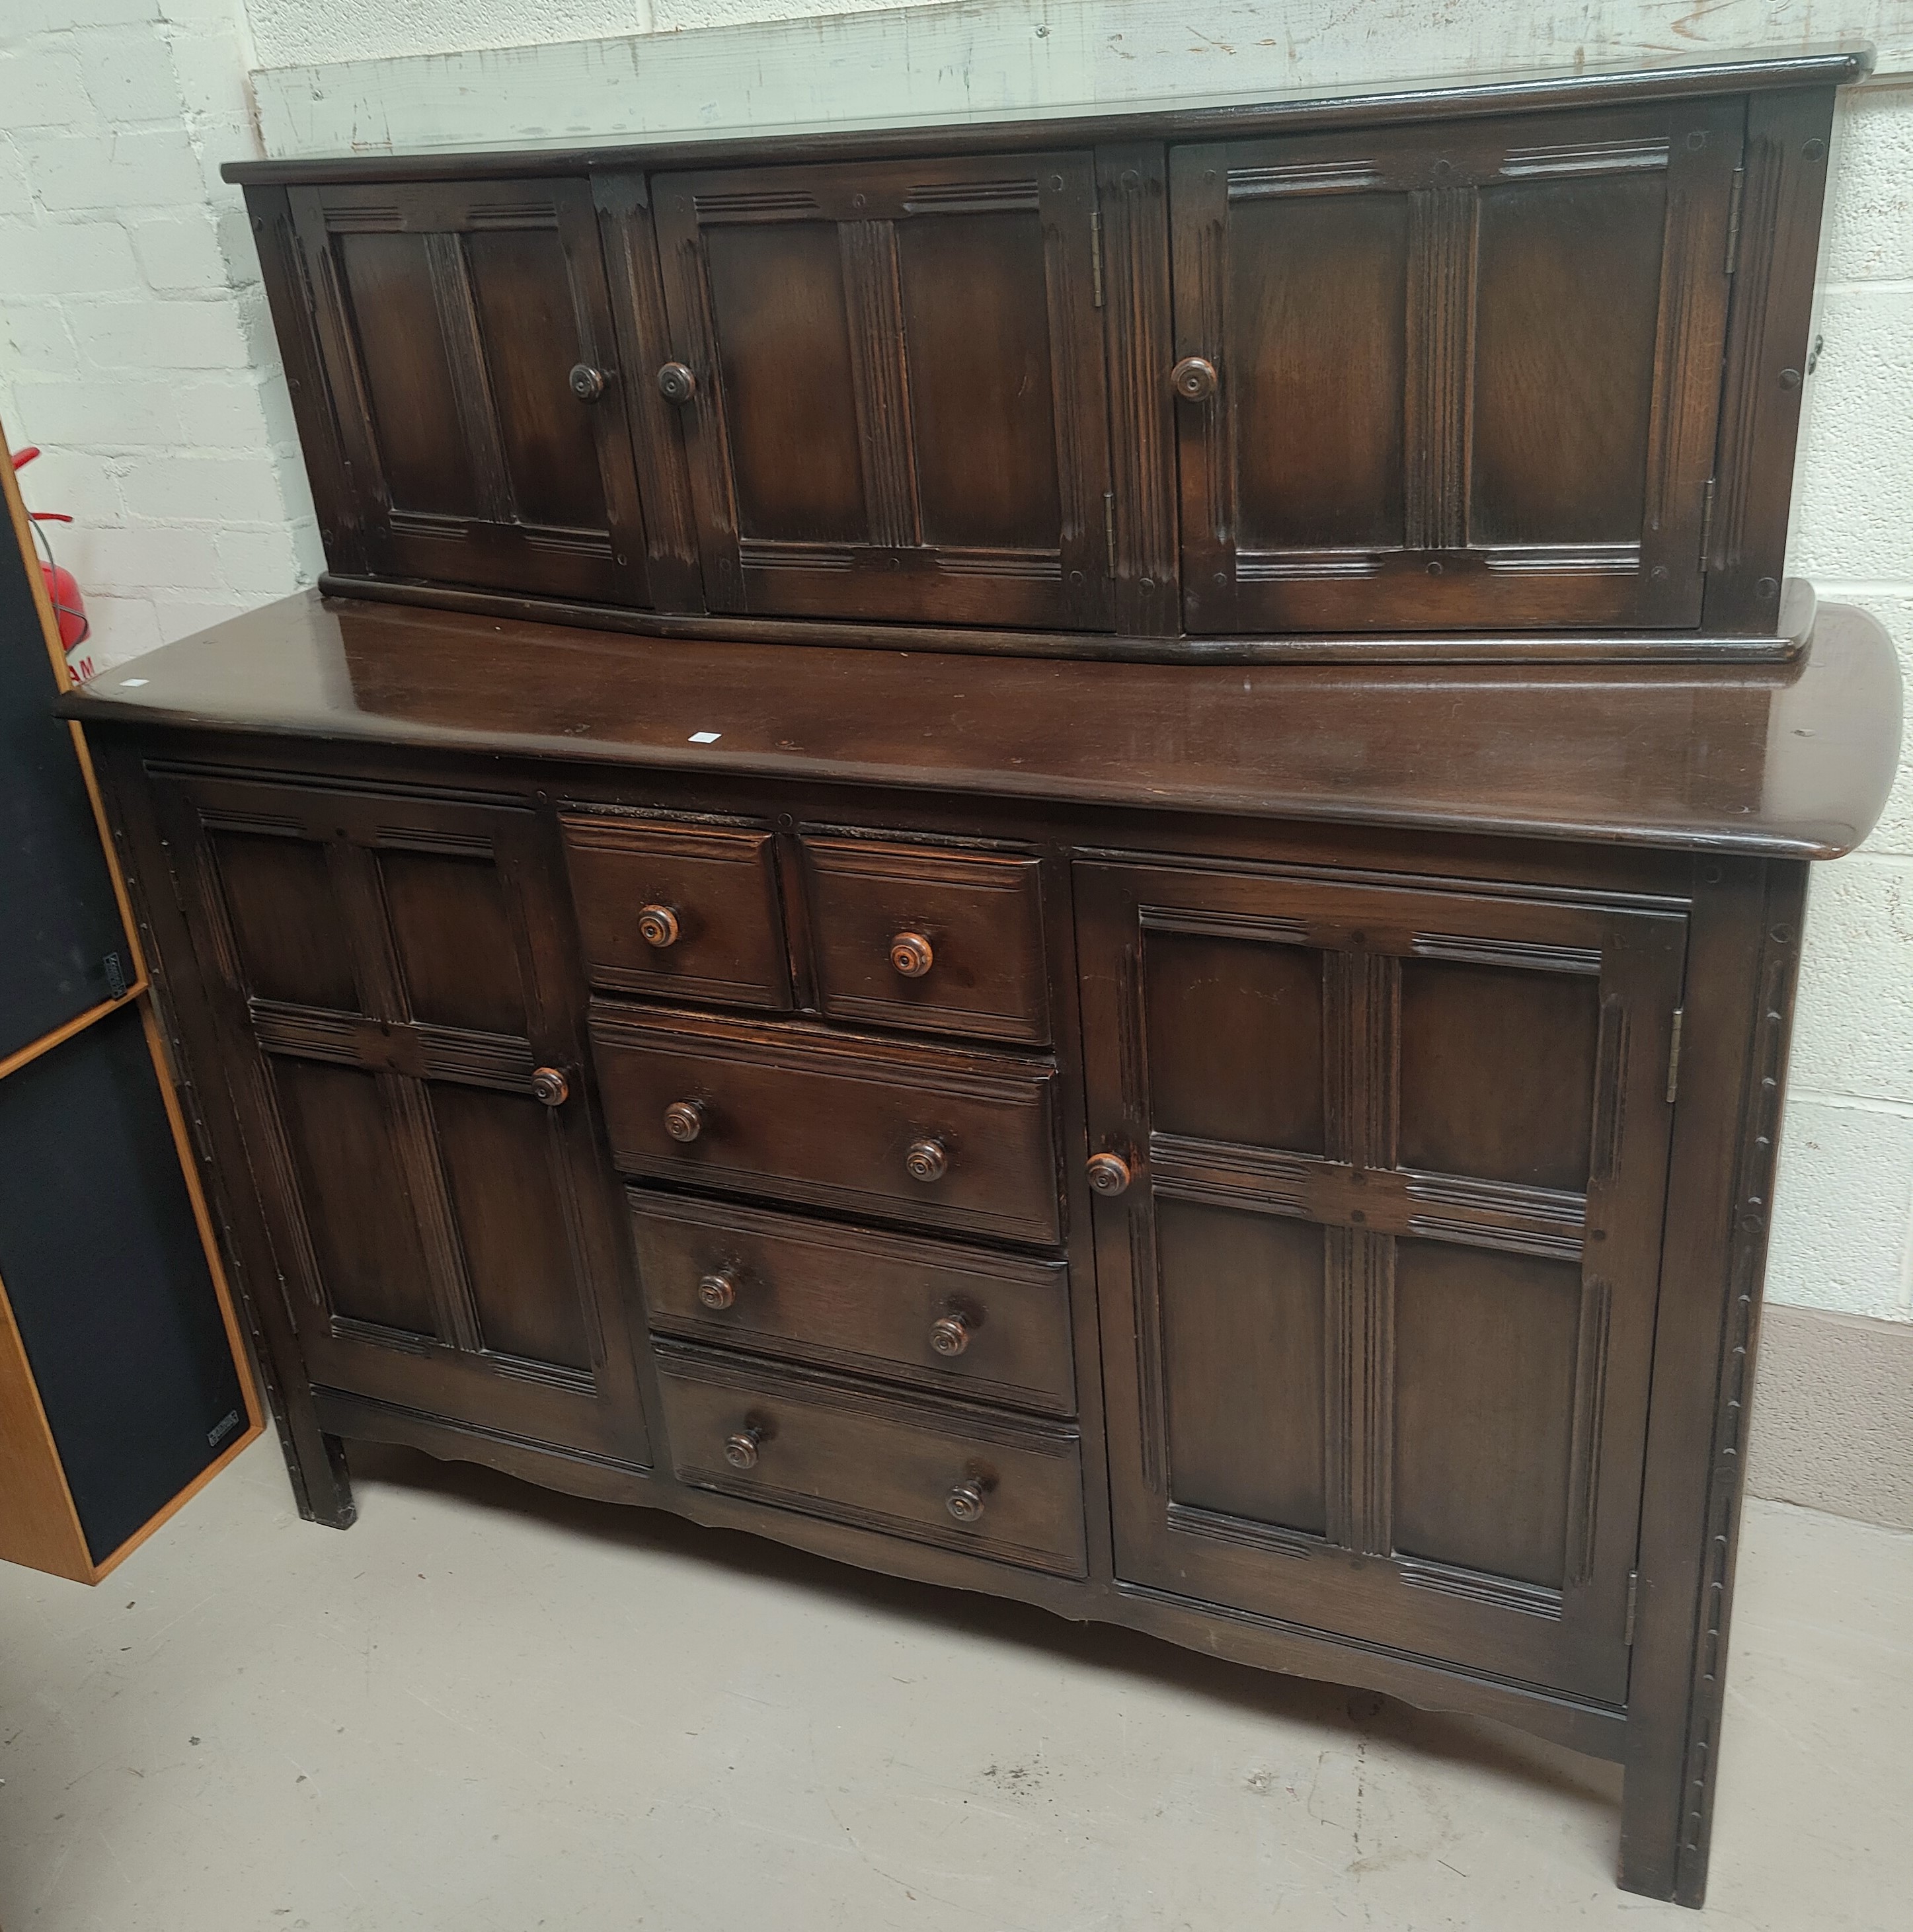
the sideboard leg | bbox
[1618,1738,1695,1906]
[279,1420,357,1531]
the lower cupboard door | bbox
[1077,858,1687,1703]
[151,769,649,1465]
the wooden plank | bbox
[0,1270,92,1584]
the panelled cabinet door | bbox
[149,771,649,1465]
[653,152,1113,629]
[1171,100,1742,633]
[291,180,652,605]
[1077,861,1686,1702]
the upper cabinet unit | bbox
[238,58,1852,652]
[1171,100,1742,633]
[287,181,653,605]
[646,152,1113,629]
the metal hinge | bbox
[1724,165,1745,276]
[1624,1569,1640,1646]
[1698,477,1716,570]
[1104,490,1118,574]
[1666,1007,1686,1104]
[1090,210,1105,307]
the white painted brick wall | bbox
[0,0,321,662]
[3,1,1910,1328]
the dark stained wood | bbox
[233,57,1857,652]
[221,50,1869,186]
[590,1001,1060,1245]
[1173,100,1739,632]
[73,49,1894,1915]
[1077,859,1685,1702]
[286,180,652,605]
[630,1189,1074,1412]
[59,588,1900,861]
[653,150,1111,629]
[560,812,792,1010]
[652,1340,1087,1577]
[800,835,1049,1044]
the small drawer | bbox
[654,1342,1086,1578]
[630,1190,1074,1414]
[592,1003,1061,1246]
[561,814,791,1010]
[801,837,1048,1044]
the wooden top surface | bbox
[60,590,1902,861]
[221,49,1870,184]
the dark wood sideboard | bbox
[59,52,1900,1906]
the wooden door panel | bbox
[1079,859,1686,1699]
[293,180,651,607]
[150,771,648,1464]
[656,152,1112,628]
[1173,99,1740,633]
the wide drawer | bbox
[800,836,1048,1045]
[654,1342,1087,1577]
[629,1189,1074,1414]
[591,1003,1061,1245]
[561,814,791,1010]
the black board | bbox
[0,511,130,1062]
[0,1005,247,1561]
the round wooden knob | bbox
[928,1313,971,1358]
[724,1425,761,1469]
[637,903,681,948]
[905,1137,948,1183]
[529,1065,570,1108]
[664,1099,705,1143]
[568,364,608,401]
[1087,1151,1133,1196]
[657,361,697,404]
[945,1479,987,1524]
[697,1270,737,1311]
[889,931,934,978]
[1169,355,1218,401]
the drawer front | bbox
[630,1190,1074,1414]
[561,816,791,1010]
[654,1344,1087,1577]
[802,837,1049,1044]
[592,1004,1062,1246]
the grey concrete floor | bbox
[1,1437,1906,1931]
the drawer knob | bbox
[928,1313,971,1358]
[657,361,697,404]
[945,1479,988,1524]
[723,1424,761,1470]
[568,363,609,401]
[905,1137,948,1183]
[664,1099,706,1143]
[889,930,935,978]
[1169,354,1218,401]
[697,1269,738,1311]
[529,1065,570,1108]
[1087,1151,1133,1196]
[637,903,682,948]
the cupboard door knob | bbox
[529,1065,570,1108]
[905,1137,948,1183]
[945,1479,987,1524]
[1169,355,1218,401]
[724,1424,761,1470]
[637,903,682,948]
[1087,1151,1133,1196]
[657,362,697,404]
[664,1099,705,1143]
[697,1269,738,1311]
[889,930,934,978]
[928,1313,971,1358]
[568,364,608,401]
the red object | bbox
[12,443,90,655]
